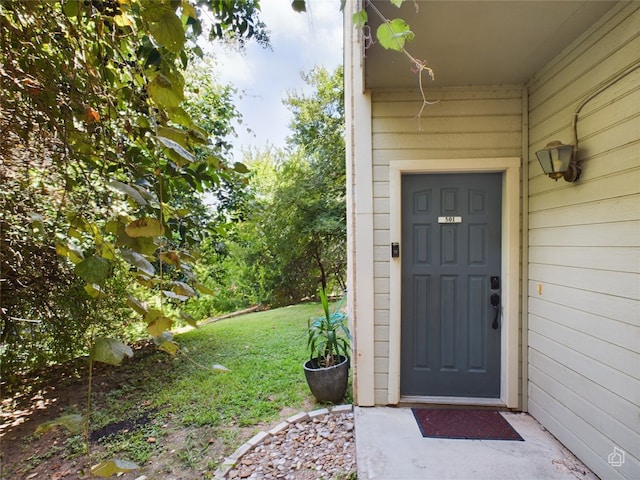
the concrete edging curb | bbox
[214,404,354,479]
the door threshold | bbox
[400,395,507,409]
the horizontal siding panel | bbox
[373,261,388,279]
[528,7,640,112]
[528,308,639,378]
[528,193,640,228]
[374,308,389,326]
[373,131,521,151]
[374,373,388,389]
[374,277,390,295]
[373,115,521,134]
[530,296,640,354]
[529,331,639,410]
[528,263,639,299]
[529,3,638,91]
[373,198,389,215]
[574,83,640,144]
[526,5,639,477]
[529,363,639,458]
[374,293,389,310]
[374,325,389,341]
[372,165,388,181]
[527,281,639,326]
[373,230,389,247]
[374,340,389,357]
[373,148,521,163]
[374,245,389,262]
[529,245,639,273]
[373,98,521,119]
[529,48,640,144]
[529,348,640,433]
[530,62,639,146]
[576,118,640,178]
[529,222,640,248]
[374,357,389,374]
[373,213,389,230]
[530,67,640,146]
[374,389,388,405]
[528,383,638,480]
[373,181,389,198]
[529,165,640,213]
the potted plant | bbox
[303,287,350,403]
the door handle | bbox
[490,293,500,329]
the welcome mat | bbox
[412,408,524,441]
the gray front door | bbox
[400,173,502,398]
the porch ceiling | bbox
[364,0,618,89]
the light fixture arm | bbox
[571,60,640,152]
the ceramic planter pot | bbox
[303,355,349,404]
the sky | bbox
[207,0,344,160]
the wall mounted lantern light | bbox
[535,140,581,182]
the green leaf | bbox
[75,256,111,284]
[149,13,185,53]
[108,181,148,206]
[84,283,104,298]
[35,414,84,435]
[291,0,306,13]
[56,242,84,264]
[352,9,367,29]
[159,251,181,266]
[120,249,156,276]
[155,135,195,163]
[63,0,79,18]
[233,162,250,174]
[166,106,193,126]
[377,18,414,51]
[182,1,197,19]
[194,282,215,295]
[180,311,199,328]
[126,295,148,315]
[91,459,139,477]
[125,217,165,237]
[148,74,183,109]
[162,290,189,301]
[116,224,157,255]
[157,126,189,147]
[171,281,195,297]
[99,242,117,261]
[158,340,180,355]
[390,0,404,7]
[147,314,172,337]
[90,337,133,366]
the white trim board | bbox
[387,158,521,408]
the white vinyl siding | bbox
[527,3,640,480]
[370,87,523,405]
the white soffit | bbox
[364,0,618,89]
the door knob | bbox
[490,293,500,329]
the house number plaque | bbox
[438,216,462,224]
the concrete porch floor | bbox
[355,407,598,480]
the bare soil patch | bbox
[1,343,313,480]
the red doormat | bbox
[412,408,524,441]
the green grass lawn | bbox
[162,302,323,426]
[85,301,350,476]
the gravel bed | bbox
[225,411,356,479]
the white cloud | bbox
[203,0,342,159]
